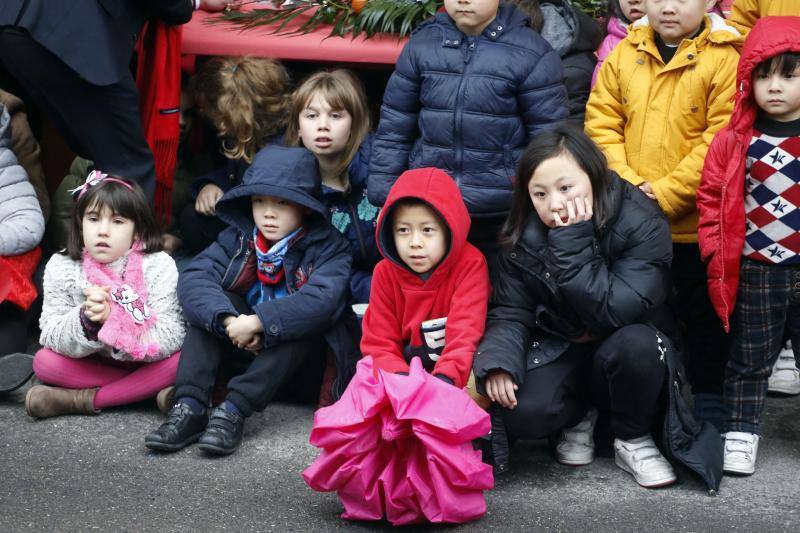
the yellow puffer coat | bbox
[728,0,800,32]
[585,14,742,243]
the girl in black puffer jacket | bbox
[474,126,721,490]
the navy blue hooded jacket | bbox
[368,2,569,218]
[321,135,381,305]
[178,145,352,349]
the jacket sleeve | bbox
[144,253,186,357]
[650,51,738,222]
[360,261,409,375]
[547,214,673,330]
[696,129,730,265]
[367,40,421,207]
[177,227,242,334]
[252,235,352,347]
[584,47,647,186]
[432,254,490,388]
[39,255,105,358]
[0,108,44,256]
[473,252,537,389]
[349,269,372,305]
[518,46,569,138]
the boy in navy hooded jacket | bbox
[145,146,352,456]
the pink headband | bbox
[68,170,134,200]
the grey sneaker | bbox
[614,435,677,488]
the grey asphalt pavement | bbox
[1,383,798,532]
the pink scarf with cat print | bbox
[82,243,160,359]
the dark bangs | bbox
[65,178,163,260]
[499,124,613,249]
[754,52,800,78]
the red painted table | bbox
[182,8,407,65]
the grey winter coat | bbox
[0,105,44,256]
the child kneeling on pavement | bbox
[145,146,352,456]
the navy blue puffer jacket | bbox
[368,2,568,217]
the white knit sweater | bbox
[39,251,186,362]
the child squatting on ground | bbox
[697,16,800,476]
[360,166,491,388]
[145,145,352,456]
[28,172,185,418]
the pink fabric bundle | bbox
[82,243,160,359]
[302,356,493,525]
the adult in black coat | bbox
[0,0,226,199]
[473,126,723,491]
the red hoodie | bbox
[697,17,800,331]
[360,168,490,388]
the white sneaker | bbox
[614,435,677,488]
[556,408,598,466]
[723,431,759,475]
[768,342,800,395]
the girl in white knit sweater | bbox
[26,171,185,418]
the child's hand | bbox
[225,314,264,349]
[485,370,518,409]
[553,197,593,227]
[83,286,111,323]
[639,182,657,200]
[196,183,224,216]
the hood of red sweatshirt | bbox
[729,16,800,134]
[375,167,471,287]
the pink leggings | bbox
[33,348,180,410]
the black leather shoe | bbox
[197,406,245,456]
[145,403,208,452]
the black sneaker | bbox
[145,403,208,452]
[197,405,245,456]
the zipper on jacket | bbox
[230,246,252,289]
[221,235,245,285]
[453,37,475,186]
[348,201,368,260]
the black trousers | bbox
[0,302,28,357]
[501,324,667,441]
[0,28,155,199]
[178,204,229,255]
[175,293,322,416]
[672,243,731,395]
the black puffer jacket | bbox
[368,2,568,218]
[474,174,673,386]
[474,173,723,492]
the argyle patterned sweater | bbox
[743,117,800,264]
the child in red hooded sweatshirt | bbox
[697,16,800,476]
[360,167,490,388]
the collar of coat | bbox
[626,13,742,71]
[518,172,626,256]
[425,2,531,47]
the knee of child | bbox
[601,324,664,373]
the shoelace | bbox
[164,403,192,426]
[561,427,592,445]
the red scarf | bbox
[255,230,284,286]
[136,20,182,227]
[0,247,41,311]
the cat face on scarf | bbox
[82,203,137,264]
[251,195,309,241]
